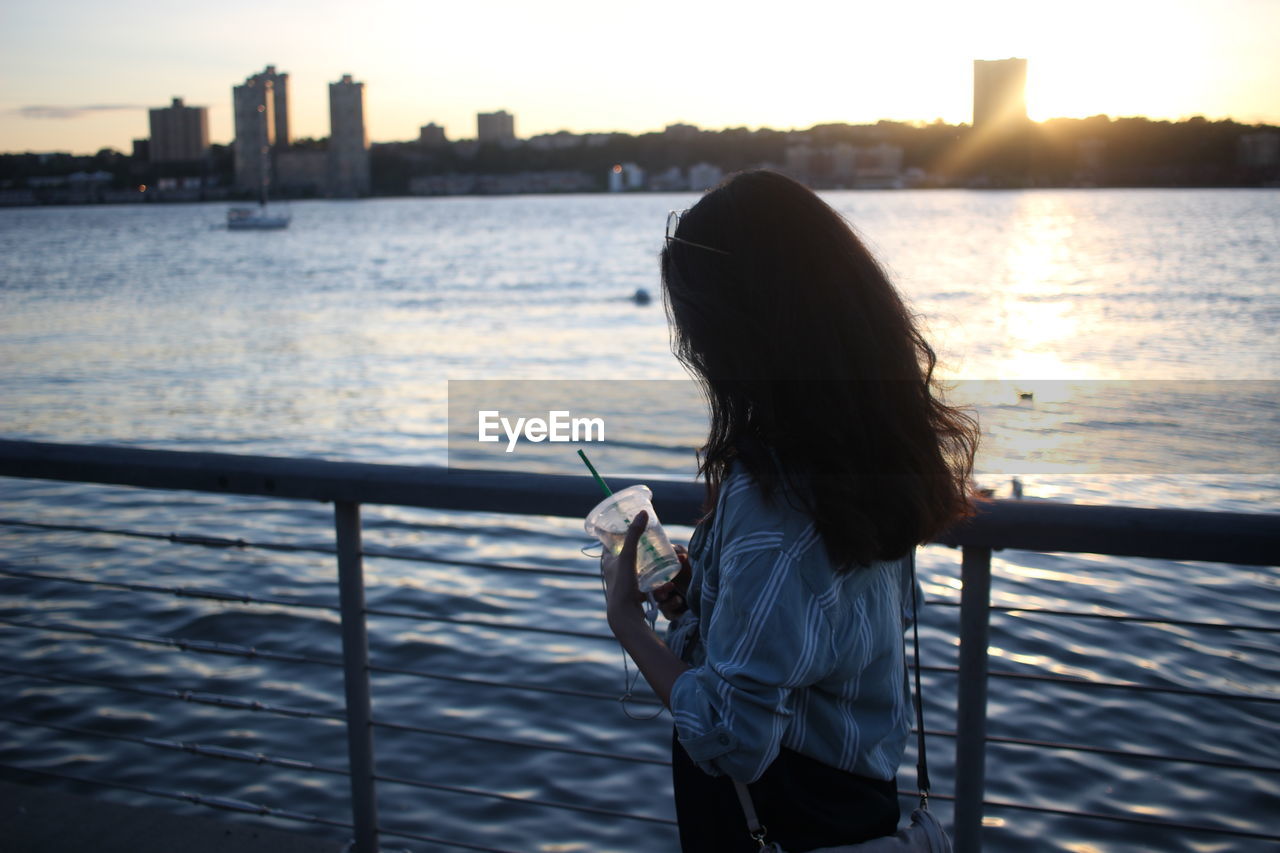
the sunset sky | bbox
[2,0,1277,155]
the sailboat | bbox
[228,104,290,230]
[227,203,289,230]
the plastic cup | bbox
[585,484,681,592]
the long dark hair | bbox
[661,170,978,568]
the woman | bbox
[601,170,977,852]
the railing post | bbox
[335,501,380,853]
[954,546,992,853]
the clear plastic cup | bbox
[585,484,682,592]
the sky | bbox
[2,0,1278,155]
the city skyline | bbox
[2,0,1279,155]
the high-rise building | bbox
[148,97,209,163]
[250,65,290,149]
[329,74,370,197]
[477,110,515,144]
[231,66,290,194]
[973,58,1028,131]
[232,75,275,193]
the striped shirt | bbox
[667,459,916,784]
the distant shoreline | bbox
[3,183,1278,210]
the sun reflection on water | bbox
[988,197,1093,379]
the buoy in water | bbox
[631,288,652,305]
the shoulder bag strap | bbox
[909,548,931,806]
[732,778,772,849]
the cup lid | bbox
[584,483,652,533]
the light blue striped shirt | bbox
[667,460,915,784]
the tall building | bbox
[231,66,290,194]
[973,58,1028,131]
[477,110,515,144]
[148,97,209,163]
[250,65,290,149]
[232,75,275,193]
[329,74,370,197]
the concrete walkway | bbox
[0,780,346,853]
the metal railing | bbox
[1,439,1278,852]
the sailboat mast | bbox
[258,102,269,208]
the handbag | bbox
[732,549,954,852]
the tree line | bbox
[2,115,1275,196]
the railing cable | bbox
[1,763,352,830]
[0,664,666,768]
[8,747,1272,846]
[4,617,1264,706]
[0,713,672,827]
[0,764,520,853]
[0,713,347,776]
[372,771,676,826]
[982,796,1280,841]
[369,719,670,767]
[886,784,1278,842]
[371,824,533,853]
[925,598,1277,633]
[916,728,1280,774]
[0,567,616,642]
[0,618,664,705]
[917,663,1279,704]
[0,616,340,668]
[0,664,343,721]
[0,517,595,579]
[365,660,664,705]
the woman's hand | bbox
[597,510,691,707]
[652,544,691,621]
[600,511,649,631]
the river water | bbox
[1,189,1277,851]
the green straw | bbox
[578,449,613,497]
[578,449,667,595]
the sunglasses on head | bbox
[665,209,730,256]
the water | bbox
[1,190,1278,851]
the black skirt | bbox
[671,729,900,853]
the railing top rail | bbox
[2,439,1277,566]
